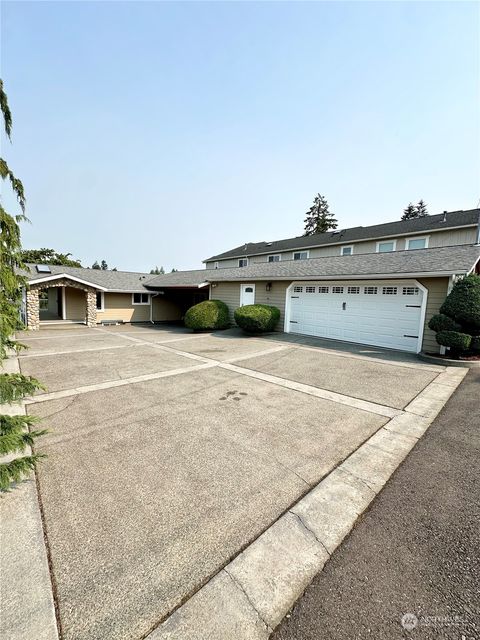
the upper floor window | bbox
[341,246,353,256]
[238,258,248,267]
[376,240,397,253]
[293,251,309,261]
[268,255,281,262]
[132,292,150,305]
[406,236,429,250]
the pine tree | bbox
[303,194,338,236]
[149,266,165,275]
[415,200,428,217]
[92,260,101,269]
[0,79,46,491]
[100,260,108,270]
[402,200,429,220]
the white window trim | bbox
[340,245,354,256]
[293,250,310,260]
[132,292,150,305]
[238,257,249,267]
[268,254,281,262]
[406,236,430,250]
[96,291,105,311]
[376,239,397,253]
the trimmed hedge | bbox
[428,313,461,333]
[184,300,230,331]
[440,274,480,330]
[234,304,280,333]
[435,330,472,352]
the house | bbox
[21,208,480,354]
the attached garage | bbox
[285,280,426,352]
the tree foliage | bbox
[0,79,46,490]
[304,194,338,236]
[401,200,429,220]
[20,248,82,267]
[150,266,165,274]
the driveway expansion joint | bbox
[289,510,331,557]
[223,568,273,634]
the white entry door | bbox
[286,280,425,352]
[240,284,255,306]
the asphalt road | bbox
[273,369,480,640]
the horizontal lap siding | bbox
[65,288,86,321]
[418,277,449,353]
[97,293,150,323]
[152,297,182,322]
[213,281,290,330]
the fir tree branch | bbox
[0,455,46,491]
[0,373,45,404]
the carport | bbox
[146,270,211,321]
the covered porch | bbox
[26,277,101,330]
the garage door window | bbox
[364,286,378,294]
[332,286,344,293]
[318,286,329,293]
[347,286,360,294]
[293,286,303,293]
[382,286,398,295]
[403,287,419,295]
[305,286,316,293]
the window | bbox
[382,286,398,295]
[364,286,378,294]
[293,251,309,261]
[214,262,219,269]
[332,286,344,294]
[268,255,281,262]
[406,237,428,250]
[376,240,396,253]
[96,292,104,311]
[305,286,316,293]
[341,246,353,256]
[293,286,303,293]
[347,286,360,294]
[132,292,150,305]
[238,258,248,267]
[402,286,420,295]
[318,286,329,293]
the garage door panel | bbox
[288,280,424,352]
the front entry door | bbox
[240,284,255,306]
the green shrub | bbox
[436,330,472,352]
[184,300,230,331]
[234,304,280,333]
[470,336,480,354]
[428,314,461,333]
[440,274,480,330]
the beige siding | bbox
[152,296,182,322]
[418,277,449,354]
[97,293,151,323]
[65,287,86,321]
[213,281,290,330]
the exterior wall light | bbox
[265,282,272,292]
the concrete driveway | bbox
[17,323,446,640]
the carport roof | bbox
[202,245,480,282]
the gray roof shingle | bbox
[145,270,210,289]
[23,264,152,292]
[204,209,480,262]
[201,245,480,282]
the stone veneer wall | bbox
[26,279,98,330]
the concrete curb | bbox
[146,367,467,640]
[0,354,59,640]
[418,352,480,368]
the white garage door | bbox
[287,280,425,352]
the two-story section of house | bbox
[196,209,480,353]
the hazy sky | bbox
[1,1,479,272]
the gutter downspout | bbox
[440,275,456,355]
[150,293,159,324]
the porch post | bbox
[86,291,97,327]
[26,288,40,331]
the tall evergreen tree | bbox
[91,260,101,269]
[0,79,46,491]
[415,199,428,217]
[303,194,338,235]
[100,260,108,270]
[150,266,165,275]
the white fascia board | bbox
[28,273,109,291]
[206,270,469,283]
